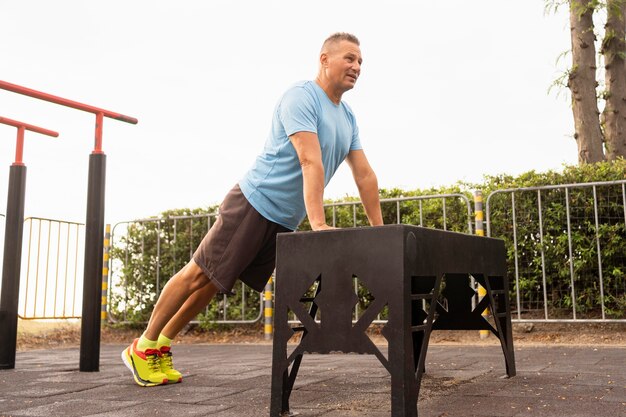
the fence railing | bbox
[18,217,85,319]
[325,193,473,233]
[108,194,475,325]
[10,180,624,325]
[109,213,264,324]
[486,180,626,322]
[306,193,474,324]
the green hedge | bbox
[109,160,625,324]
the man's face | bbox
[322,40,362,93]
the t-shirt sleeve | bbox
[278,86,318,137]
[350,124,362,151]
[348,108,363,151]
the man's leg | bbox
[161,278,220,339]
[122,260,211,386]
[144,260,211,340]
[153,278,221,384]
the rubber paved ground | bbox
[0,343,624,417]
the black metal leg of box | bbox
[385,232,419,417]
[412,274,443,396]
[270,278,321,416]
[270,323,289,415]
[485,276,516,377]
[388,320,418,416]
[270,306,290,416]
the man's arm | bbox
[346,149,383,226]
[290,131,333,230]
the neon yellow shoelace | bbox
[161,352,173,370]
[146,354,161,373]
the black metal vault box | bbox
[270,224,516,417]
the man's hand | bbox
[311,223,336,231]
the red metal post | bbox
[94,112,104,155]
[0,79,138,372]
[0,116,59,165]
[0,80,137,154]
[0,116,57,369]
[15,127,24,166]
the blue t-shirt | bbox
[239,80,362,230]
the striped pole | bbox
[475,191,489,339]
[101,224,111,321]
[264,276,274,340]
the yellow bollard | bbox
[101,224,111,321]
[264,276,274,340]
[475,192,489,339]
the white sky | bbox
[0,0,576,226]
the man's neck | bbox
[315,77,342,104]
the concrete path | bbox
[0,343,624,416]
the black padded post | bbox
[79,153,106,372]
[0,165,27,370]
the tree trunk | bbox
[601,0,626,160]
[568,0,606,163]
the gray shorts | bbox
[193,184,291,293]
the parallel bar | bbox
[0,80,138,124]
[0,116,59,137]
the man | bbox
[122,32,383,387]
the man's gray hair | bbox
[321,32,360,51]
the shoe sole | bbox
[121,346,167,387]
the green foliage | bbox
[109,204,266,327]
[470,160,626,318]
[109,160,625,324]
[299,184,472,233]
[109,206,219,323]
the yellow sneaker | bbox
[121,339,168,387]
[159,345,183,384]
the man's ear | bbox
[319,52,328,68]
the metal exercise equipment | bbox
[271,225,515,417]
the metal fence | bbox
[108,213,264,324]
[13,180,624,325]
[486,180,626,322]
[108,193,474,325]
[317,194,474,324]
[18,217,85,319]
[325,193,473,233]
